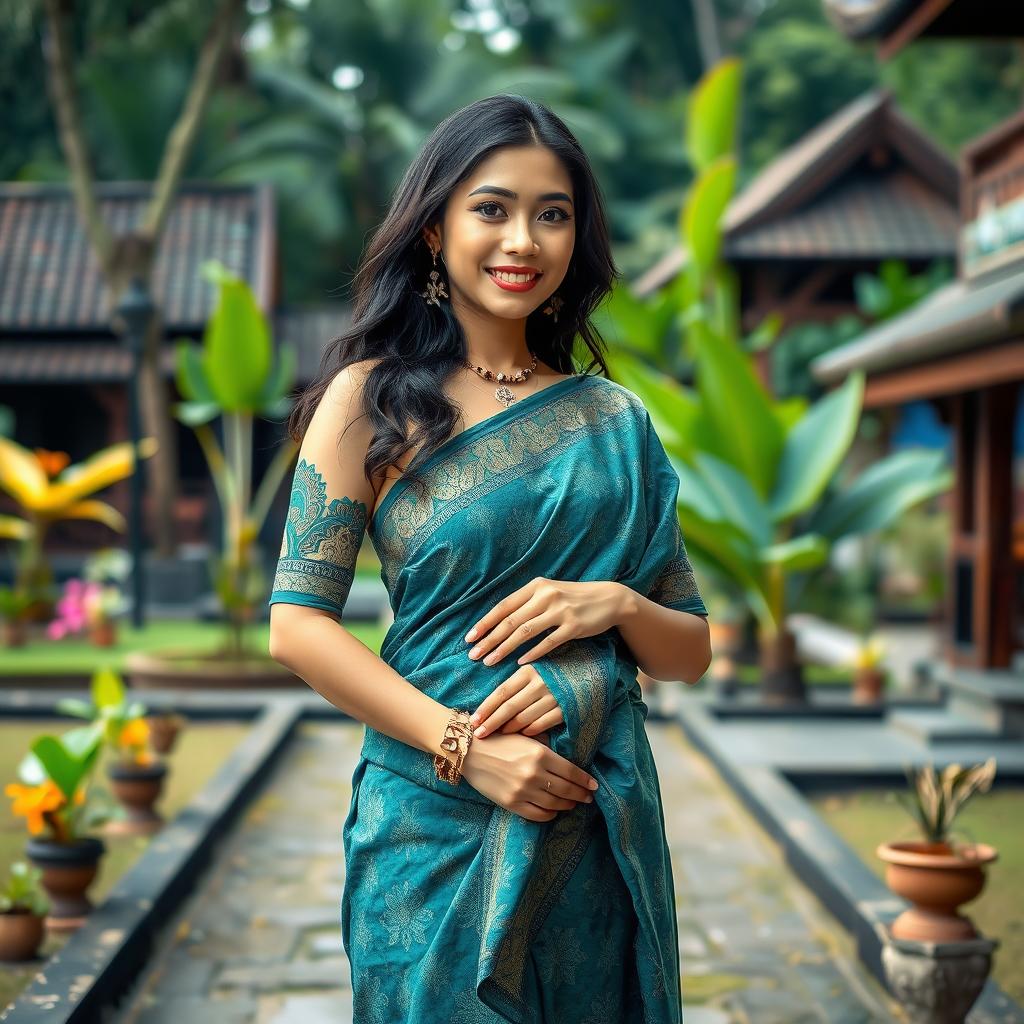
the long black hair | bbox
[287,93,620,493]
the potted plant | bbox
[0,862,50,962]
[47,577,127,648]
[0,438,157,623]
[7,725,111,932]
[125,262,300,689]
[877,758,998,942]
[82,548,131,646]
[0,585,33,648]
[851,632,887,704]
[57,668,167,836]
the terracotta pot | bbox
[89,620,117,647]
[853,666,886,704]
[0,909,45,961]
[876,840,998,942]
[146,713,185,755]
[1,620,28,648]
[105,760,168,836]
[25,836,105,933]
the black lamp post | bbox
[113,276,153,630]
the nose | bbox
[502,215,540,256]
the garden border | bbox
[0,688,332,1023]
[674,699,1024,1023]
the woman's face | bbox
[425,144,575,322]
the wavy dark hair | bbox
[286,93,620,494]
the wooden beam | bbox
[861,338,1024,408]
[879,0,956,60]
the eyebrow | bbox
[467,185,573,205]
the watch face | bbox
[822,0,915,38]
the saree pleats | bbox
[328,374,706,1023]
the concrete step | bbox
[888,707,1006,744]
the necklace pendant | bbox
[495,384,516,407]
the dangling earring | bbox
[542,293,564,323]
[421,245,449,306]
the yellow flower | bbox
[119,718,150,748]
[5,780,65,835]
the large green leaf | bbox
[681,157,736,277]
[759,534,828,571]
[807,449,952,540]
[258,344,298,411]
[175,340,215,403]
[686,57,742,172]
[91,667,125,711]
[200,265,272,411]
[597,286,671,360]
[694,451,773,548]
[29,735,96,801]
[769,371,864,521]
[689,320,784,496]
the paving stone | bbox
[264,991,354,1023]
[215,957,350,992]
[681,1008,734,1024]
[132,993,258,1024]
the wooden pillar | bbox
[975,383,1016,667]
[946,384,1016,669]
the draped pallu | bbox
[269,373,707,1023]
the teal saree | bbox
[269,372,707,1023]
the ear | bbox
[421,224,441,253]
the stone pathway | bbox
[111,719,899,1024]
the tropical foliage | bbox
[900,759,998,846]
[56,668,153,767]
[599,58,953,699]
[174,260,298,657]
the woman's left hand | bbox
[469,663,563,738]
[464,577,624,668]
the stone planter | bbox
[25,836,105,933]
[853,666,886,704]
[878,923,997,1024]
[125,649,303,690]
[105,760,168,836]
[0,909,45,961]
[876,841,998,942]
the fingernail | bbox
[470,713,480,725]
[474,726,486,737]
[589,779,599,790]
[466,628,478,642]
[469,646,482,659]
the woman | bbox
[268,94,711,1024]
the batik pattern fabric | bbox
[268,458,368,618]
[270,373,706,1023]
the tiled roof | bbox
[274,305,352,383]
[810,265,1024,383]
[0,340,178,384]
[633,90,958,295]
[0,182,275,333]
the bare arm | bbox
[267,361,453,759]
[612,585,711,684]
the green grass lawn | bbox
[0,619,389,676]
[813,788,1024,1003]
[0,718,251,1011]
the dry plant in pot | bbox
[57,668,168,837]
[0,862,50,962]
[877,758,998,942]
[146,711,186,755]
[7,726,113,932]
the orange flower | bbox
[119,718,150,748]
[33,448,71,478]
[5,780,66,835]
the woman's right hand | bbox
[460,730,599,822]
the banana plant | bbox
[602,58,953,700]
[0,437,157,611]
[174,259,299,658]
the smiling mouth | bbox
[486,268,543,283]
